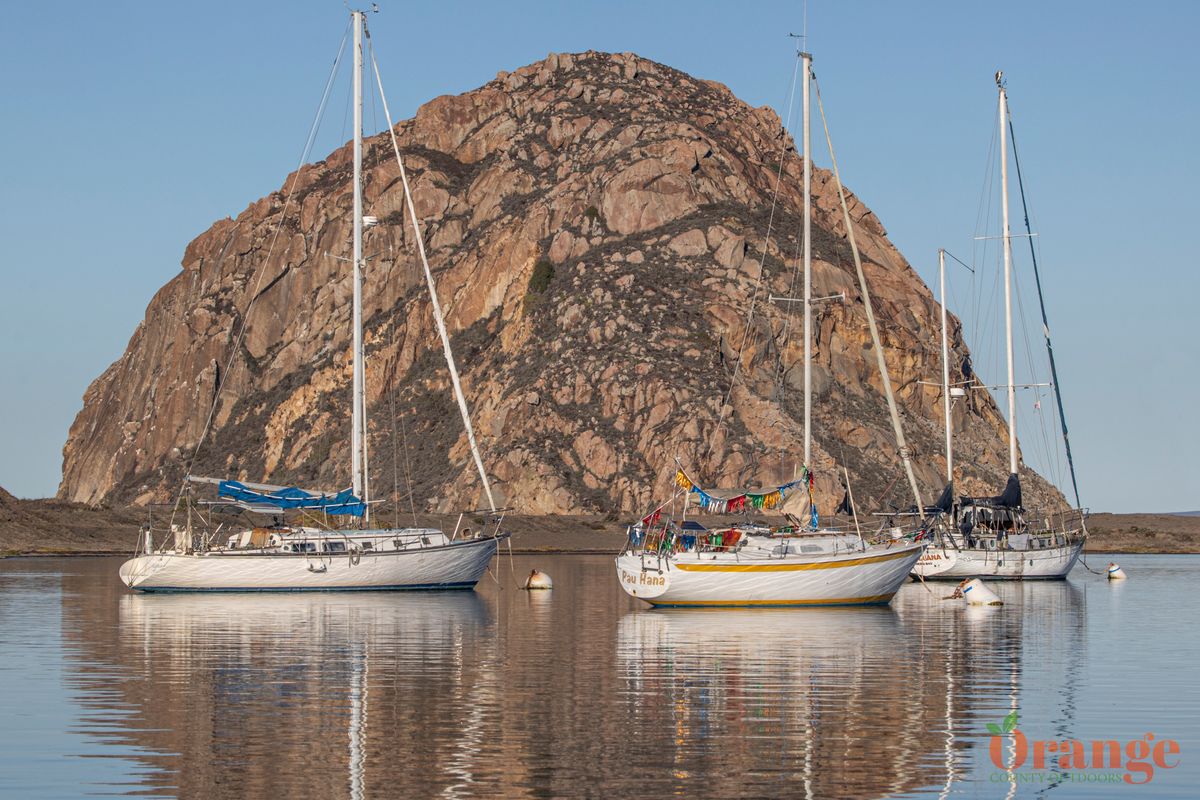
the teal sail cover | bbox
[217,481,365,516]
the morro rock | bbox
[59,50,1063,515]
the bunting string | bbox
[673,468,804,515]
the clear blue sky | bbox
[1,1,1195,512]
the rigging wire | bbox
[813,75,923,511]
[962,94,1075,507]
[1020,201,1068,487]
[1007,109,1081,507]
[703,48,803,471]
[368,52,381,138]
[398,411,419,528]
[943,249,975,274]
[773,216,806,480]
[977,101,1066,497]
[167,19,352,532]
[968,116,1007,443]
[970,114,1000,388]
[1011,260,1059,484]
[340,62,354,150]
[941,249,976,400]
[382,287,420,530]
[385,324,401,529]
[365,25,497,512]
[970,117,998,325]
[358,30,385,511]
[771,53,809,481]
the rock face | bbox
[59,51,1064,516]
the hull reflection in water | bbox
[119,589,490,638]
[38,555,1136,799]
[114,591,496,799]
[616,606,951,799]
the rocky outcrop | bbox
[59,50,1064,515]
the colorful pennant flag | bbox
[671,467,804,515]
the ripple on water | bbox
[0,553,1196,798]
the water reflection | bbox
[895,579,1088,800]
[82,589,494,798]
[618,607,914,799]
[10,555,1194,798]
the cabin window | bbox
[324,541,347,553]
[360,542,373,551]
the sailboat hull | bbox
[616,541,926,607]
[911,537,1083,580]
[119,535,504,592]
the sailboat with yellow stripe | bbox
[614,50,926,608]
[616,466,924,606]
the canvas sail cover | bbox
[961,473,1023,510]
[217,480,366,516]
[930,482,955,514]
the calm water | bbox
[0,553,1195,798]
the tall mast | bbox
[939,249,953,484]
[998,72,1018,476]
[801,51,812,475]
[351,10,368,516]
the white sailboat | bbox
[913,72,1085,581]
[120,9,506,592]
[615,51,926,607]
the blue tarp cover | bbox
[217,480,366,516]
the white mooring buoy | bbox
[1107,562,1127,581]
[524,569,553,590]
[955,578,1003,606]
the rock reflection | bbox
[617,607,937,798]
[613,582,1085,800]
[80,590,494,798]
[46,558,1098,799]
